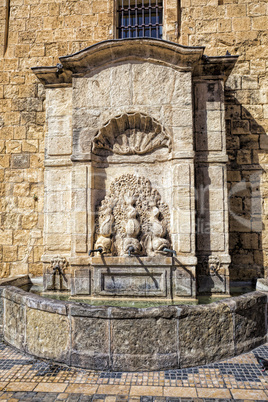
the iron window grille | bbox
[117,0,163,39]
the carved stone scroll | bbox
[92,112,172,156]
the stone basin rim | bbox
[0,276,267,372]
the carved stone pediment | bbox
[92,112,171,156]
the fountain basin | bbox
[0,276,267,372]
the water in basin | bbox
[23,277,255,307]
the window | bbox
[117,0,163,40]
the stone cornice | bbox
[32,39,238,87]
[31,65,72,87]
[32,38,205,86]
[60,38,205,73]
[194,55,239,81]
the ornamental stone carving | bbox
[50,256,68,273]
[123,194,141,255]
[92,112,171,156]
[202,256,220,275]
[95,206,114,254]
[150,205,170,253]
[94,174,171,256]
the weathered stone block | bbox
[46,88,72,118]
[179,302,234,367]
[74,68,112,109]
[198,274,227,294]
[92,266,169,297]
[70,315,109,370]
[47,136,72,156]
[3,296,26,350]
[0,288,3,334]
[26,307,70,363]
[174,268,196,297]
[43,272,71,291]
[110,64,132,107]
[45,169,71,191]
[132,63,176,106]
[233,292,267,355]
[11,154,30,169]
[71,268,91,295]
[110,316,178,371]
[0,230,13,245]
[45,234,71,252]
[3,246,18,262]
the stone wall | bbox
[1,285,267,371]
[0,0,114,278]
[0,0,268,280]
[179,0,268,280]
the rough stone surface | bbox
[93,266,169,298]
[3,298,26,350]
[233,292,267,355]
[11,154,30,169]
[110,317,178,371]
[178,302,234,367]
[26,307,70,363]
[71,268,91,295]
[2,286,268,371]
[256,278,268,292]
[70,316,109,370]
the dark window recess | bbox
[117,0,163,39]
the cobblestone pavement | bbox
[0,337,268,401]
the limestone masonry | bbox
[0,0,268,287]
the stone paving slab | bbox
[0,336,268,401]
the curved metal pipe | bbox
[88,247,103,256]
[162,247,177,257]
[53,264,63,275]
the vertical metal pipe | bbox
[121,0,124,38]
[135,0,138,37]
[149,0,151,38]
[156,0,158,38]
[128,0,131,37]
[142,0,144,37]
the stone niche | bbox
[32,39,238,297]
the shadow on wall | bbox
[225,92,267,282]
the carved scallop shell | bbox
[92,112,171,155]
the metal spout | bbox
[53,264,63,275]
[88,247,103,256]
[210,266,217,274]
[128,246,135,257]
[162,247,177,256]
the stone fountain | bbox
[32,39,238,299]
[1,40,268,372]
